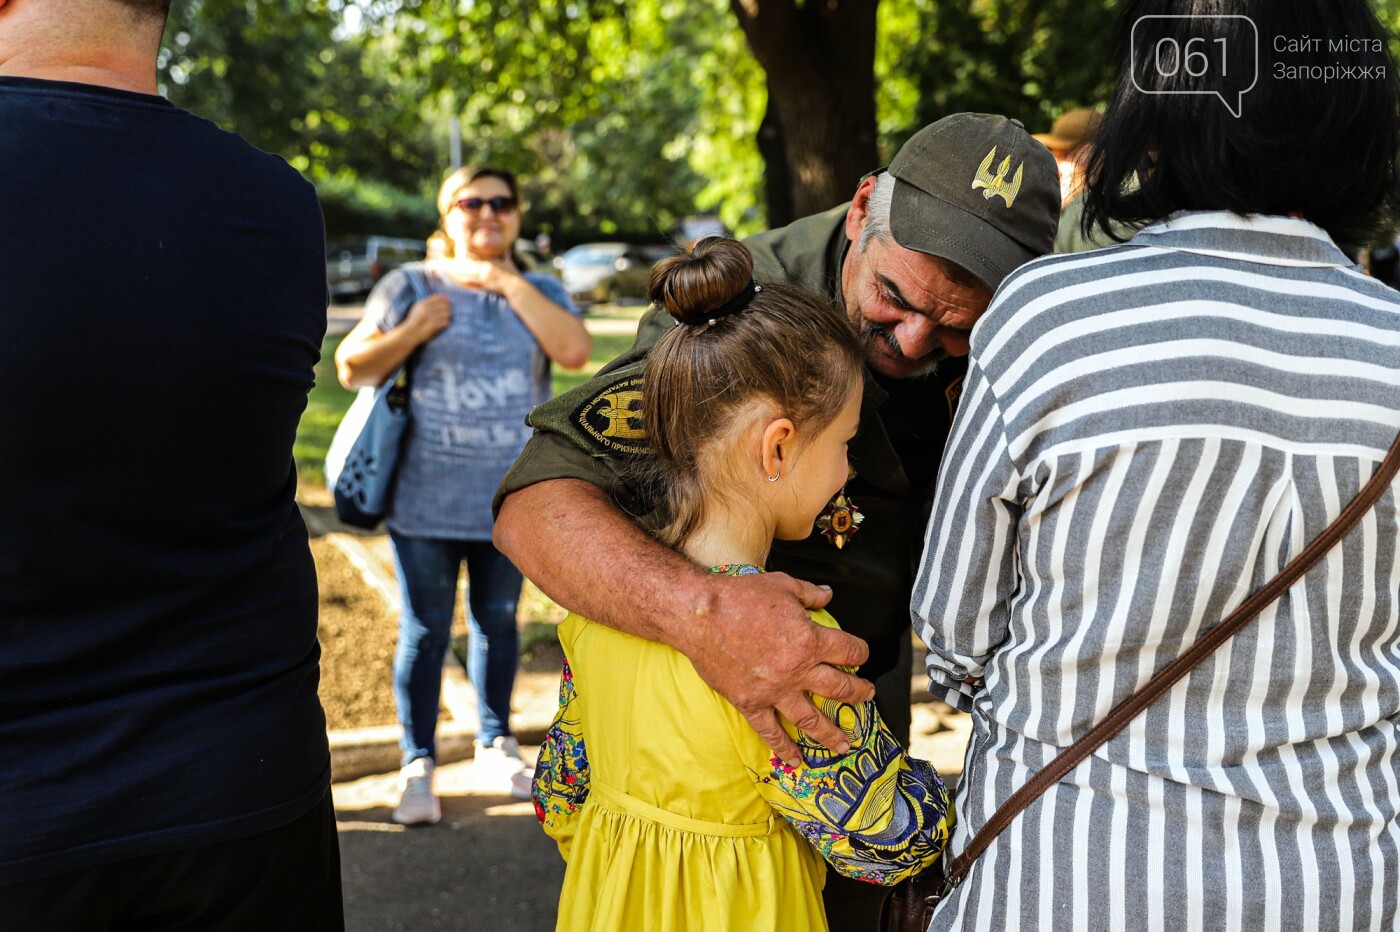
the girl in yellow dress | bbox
[531,238,952,932]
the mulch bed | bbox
[312,535,567,732]
[312,538,400,731]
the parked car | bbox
[678,214,727,247]
[326,236,427,302]
[559,242,664,307]
[515,240,560,279]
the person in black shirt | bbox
[0,1,342,928]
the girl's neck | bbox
[680,500,773,570]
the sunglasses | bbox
[454,196,518,215]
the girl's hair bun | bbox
[648,238,755,325]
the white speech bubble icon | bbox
[1130,15,1259,118]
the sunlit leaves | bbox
[154,0,1133,242]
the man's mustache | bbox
[866,321,903,356]
[861,321,944,377]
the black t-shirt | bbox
[0,76,329,883]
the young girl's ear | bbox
[760,417,796,481]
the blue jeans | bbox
[389,533,524,765]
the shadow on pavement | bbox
[336,770,565,932]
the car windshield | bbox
[562,245,624,267]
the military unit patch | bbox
[573,374,653,457]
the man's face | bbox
[840,222,994,380]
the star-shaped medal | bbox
[816,488,864,550]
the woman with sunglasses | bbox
[336,166,591,824]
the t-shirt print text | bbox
[417,364,533,412]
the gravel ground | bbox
[313,531,569,736]
[314,538,400,730]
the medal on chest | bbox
[815,466,864,550]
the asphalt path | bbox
[327,303,364,338]
[335,757,565,931]
[324,301,646,341]
[331,682,971,931]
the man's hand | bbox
[679,570,874,765]
[495,479,874,765]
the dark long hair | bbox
[1084,0,1400,248]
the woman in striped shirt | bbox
[913,1,1400,928]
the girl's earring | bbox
[767,471,780,482]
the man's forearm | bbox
[494,478,707,650]
[496,476,870,761]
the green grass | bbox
[295,336,357,487]
[295,307,643,487]
[553,328,639,395]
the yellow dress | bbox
[532,565,952,932]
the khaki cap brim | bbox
[888,176,1043,294]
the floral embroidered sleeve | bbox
[532,659,590,859]
[749,617,953,886]
[716,566,953,885]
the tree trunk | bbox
[729,0,880,219]
[756,99,794,227]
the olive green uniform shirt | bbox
[494,206,966,680]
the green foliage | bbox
[386,0,759,241]
[158,0,1132,243]
[315,172,437,240]
[685,6,768,235]
[879,0,1121,155]
[160,0,441,238]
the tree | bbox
[728,0,879,224]
[160,0,441,237]
[725,0,1122,224]
[889,0,1121,143]
[388,0,757,242]
[154,0,1133,241]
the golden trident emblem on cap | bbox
[972,147,1024,208]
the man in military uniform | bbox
[494,113,1058,929]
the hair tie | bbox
[688,281,762,327]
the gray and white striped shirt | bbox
[913,211,1400,930]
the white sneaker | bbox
[510,768,535,802]
[392,758,441,826]
[474,736,532,801]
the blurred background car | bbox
[515,239,560,278]
[677,214,726,248]
[558,242,675,307]
[326,236,427,302]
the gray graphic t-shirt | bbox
[367,262,579,540]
